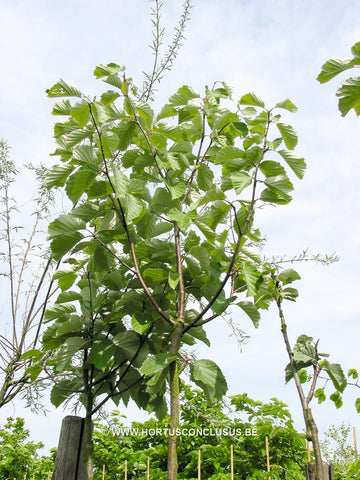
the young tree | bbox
[0,417,55,478]
[42,60,305,480]
[0,140,56,409]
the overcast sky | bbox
[1,0,360,453]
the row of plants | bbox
[0,386,358,479]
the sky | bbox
[0,0,359,454]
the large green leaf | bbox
[239,93,265,108]
[88,339,115,371]
[278,150,306,179]
[190,359,227,403]
[55,337,88,371]
[321,360,347,392]
[317,58,356,84]
[48,214,85,237]
[242,263,263,297]
[237,300,260,327]
[276,123,298,149]
[275,99,297,112]
[169,85,200,106]
[337,77,360,116]
[65,168,97,203]
[47,79,82,98]
[45,164,74,188]
[112,331,141,359]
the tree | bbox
[0,416,55,478]
[40,57,305,480]
[0,139,56,409]
[321,423,356,480]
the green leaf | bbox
[71,101,90,127]
[168,270,179,290]
[278,268,301,285]
[112,331,141,358]
[72,144,99,165]
[222,172,252,194]
[52,99,73,115]
[239,93,265,108]
[141,353,177,376]
[337,76,360,116]
[259,160,286,178]
[275,99,297,112]
[237,300,260,327]
[278,150,306,179]
[65,168,97,203]
[276,123,298,149]
[314,388,326,404]
[45,164,74,188]
[169,85,200,106]
[50,384,72,408]
[243,263,263,297]
[125,193,144,223]
[47,79,82,98]
[190,359,228,403]
[322,360,347,392]
[212,293,235,316]
[48,214,85,239]
[330,391,343,409]
[264,174,293,202]
[52,269,78,291]
[89,339,115,371]
[356,397,360,413]
[56,337,88,371]
[112,165,129,198]
[94,63,124,78]
[197,163,214,191]
[317,58,355,84]
[348,368,358,379]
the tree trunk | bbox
[277,299,325,480]
[167,325,182,480]
[305,407,324,480]
[79,413,94,480]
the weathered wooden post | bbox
[52,416,88,480]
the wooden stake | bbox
[198,449,201,480]
[47,472,51,480]
[230,444,234,480]
[354,426,358,459]
[102,464,106,480]
[125,459,128,480]
[265,436,271,479]
[307,440,311,463]
[147,456,150,480]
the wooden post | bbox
[125,459,128,480]
[265,436,271,479]
[198,449,201,480]
[230,445,234,480]
[47,472,52,480]
[305,461,331,480]
[52,415,88,480]
[354,426,358,459]
[307,440,311,463]
[147,456,150,480]
[102,464,106,480]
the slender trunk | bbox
[167,324,182,480]
[81,410,94,480]
[277,298,324,480]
